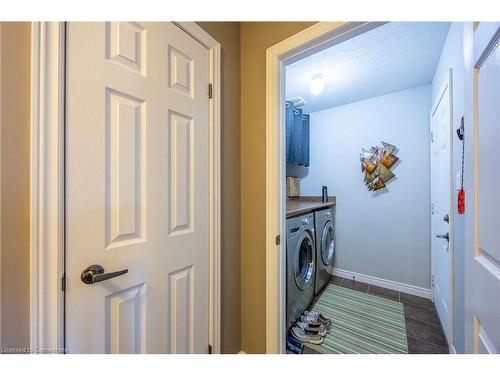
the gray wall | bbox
[301,85,432,289]
[431,22,465,354]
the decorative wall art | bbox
[360,141,399,191]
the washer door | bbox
[294,231,315,290]
[321,221,335,266]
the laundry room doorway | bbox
[265,22,384,354]
[268,21,458,355]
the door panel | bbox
[106,22,146,75]
[66,22,210,353]
[105,88,146,248]
[167,266,194,353]
[470,23,500,353]
[430,72,452,344]
[168,110,194,234]
[105,283,146,354]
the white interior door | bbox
[430,71,453,345]
[66,22,210,353]
[466,23,500,354]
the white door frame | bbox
[265,21,386,354]
[429,69,455,351]
[30,21,221,353]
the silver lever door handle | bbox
[81,264,128,284]
[436,233,449,241]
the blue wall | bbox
[301,85,432,289]
[431,22,466,354]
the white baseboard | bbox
[332,267,432,299]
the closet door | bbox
[65,22,211,354]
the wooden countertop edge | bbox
[286,196,336,219]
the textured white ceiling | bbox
[285,22,451,113]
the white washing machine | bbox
[314,207,335,294]
[286,212,316,330]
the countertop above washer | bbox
[286,196,336,218]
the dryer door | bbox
[321,221,335,267]
[294,231,315,290]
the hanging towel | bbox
[286,101,310,166]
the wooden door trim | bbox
[29,22,222,353]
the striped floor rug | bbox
[304,284,408,354]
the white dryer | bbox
[314,207,335,294]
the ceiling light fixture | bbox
[309,74,325,95]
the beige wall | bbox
[197,22,241,354]
[0,22,31,350]
[240,22,315,353]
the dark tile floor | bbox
[302,276,449,354]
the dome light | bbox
[309,74,325,95]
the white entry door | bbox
[430,70,453,345]
[66,22,211,353]
[466,22,500,354]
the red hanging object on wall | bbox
[458,188,465,214]
[457,117,465,215]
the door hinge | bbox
[276,235,281,246]
[431,275,435,288]
[208,83,213,99]
[430,131,434,142]
[208,344,212,354]
[61,273,66,292]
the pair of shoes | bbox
[290,325,324,345]
[291,310,334,344]
[295,321,327,337]
[301,310,332,333]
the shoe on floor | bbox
[318,313,332,326]
[291,326,324,344]
[300,315,321,326]
[303,310,319,320]
[301,311,319,324]
[318,317,332,333]
[301,313,332,332]
[295,321,327,337]
[304,310,332,324]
